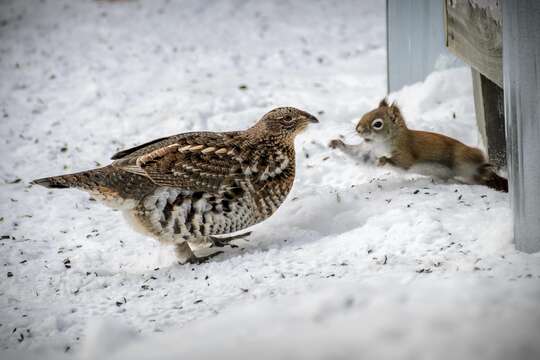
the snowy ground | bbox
[1,0,539,359]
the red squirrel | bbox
[330,99,508,192]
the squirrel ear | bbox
[389,101,404,124]
[379,97,389,108]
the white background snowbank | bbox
[1,1,539,359]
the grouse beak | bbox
[307,115,319,124]
[296,115,319,134]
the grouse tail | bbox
[31,168,109,190]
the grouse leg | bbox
[175,242,223,265]
[209,231,252,248]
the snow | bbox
[0,0,539,359]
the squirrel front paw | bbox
[329,139,345,149]
[377,156,389,166]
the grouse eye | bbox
[371,119,384,130]
[279,115,296,128]
[282,115,293,122]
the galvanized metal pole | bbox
[503,0,540,253]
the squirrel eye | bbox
[371,119,384,130]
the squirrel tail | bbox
[475,164,508,192]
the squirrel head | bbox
[355,98,407,143]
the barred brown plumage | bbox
[31,107,319,264]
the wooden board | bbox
[471,68,506,168]
[445,0,502,87]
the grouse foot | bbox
[185,251,224,264]
[209,231,252,248]
[175,242,223,265]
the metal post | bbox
[503,0,540,253]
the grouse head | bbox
[249,107,319,140]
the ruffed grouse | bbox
[32,107,318,264]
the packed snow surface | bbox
[1,1,539,359]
